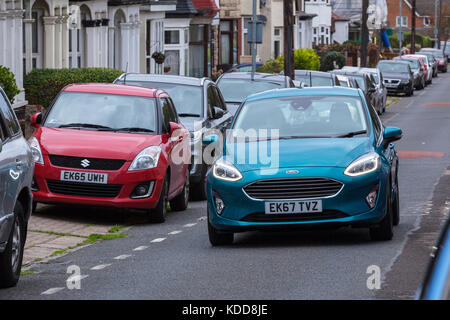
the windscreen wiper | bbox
[178,113,201,117]
[114,127,154,133]
[58,123,114,130]
[335,130,367,138]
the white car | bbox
[412,54,433,84]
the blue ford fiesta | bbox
[205,87,402,245]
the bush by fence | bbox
[24,68,124,109]
[0,65,20,104]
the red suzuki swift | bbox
[29,83,190,222]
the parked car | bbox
[342,66,388,113]
[331,70,382,114]
[114,74,232,200]
[376,60,415,96]
[280,70,334,87]
[402,54,431,85]
[420,48,448,73]
[0,86,33,288]
[215,72,295,115]
[418,216,450,300]
[393,56,426,90]
[417,51,438,77]
[225,63,264,73]
[205,87,402,245]
[441,41,450,61]
[410,54,433,84]
[30,83,190,223]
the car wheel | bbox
[393,178,400,226]
[370,184,394,241]
[170,170,189,212]
[0,202,26,288]
[32,201,37,213]
[149,176,169,223]
[208,218,234,246]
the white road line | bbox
[114,254,132,260]
[183,223,197,228]
[91,264,112,270]
[41,287,65,295]
[67,275,89,282]
[168,230,182,235]
[151,237,166,243]
[133,246,149,251]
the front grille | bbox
[243,177,343,200]
[46,179,122,198]
[49,155,126,171]
[241,210,347,222]
[384,79,400,84]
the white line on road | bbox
[114,254,132,260]
[133,246,149,251]
[183,223,197,228]
[91,264,112,270]
[41,287,65,295]
[151,238,166,243]
[168,230,182,235]
[67,275,89,282]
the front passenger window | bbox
[0,92,20,135]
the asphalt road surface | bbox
[1,75,449,300]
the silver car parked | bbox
[0,86,34,288]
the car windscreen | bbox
[231,95,368,139]
[378,63,409,73]
[44,92,157,132]
[371,73,379,84]
[119,81,203,117]
[399,59,420,70]
[311,76,333,87]
[217,78,284,103]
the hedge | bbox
[256,57,284,73]
[293,48,320,71]
[320,51,346,72]
[24,68,124,109]
[0,65,20,104]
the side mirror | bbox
[202,134,219,145]
[368,87,376,93]
[382,127,402,148]
[169,122,182,135]
[212,107,224,119]
[30,112,42,128]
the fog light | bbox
[130,181,154,199]
[31,177,39,192]
[366,184,379,209]
[213,192,225,215]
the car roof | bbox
[63,83,163,98]
[244,86,361,103]
[331,70,367,78]
[378,60,410,65]
[342,66,378,73]
[115,73,206,86]
[218,72,289,82]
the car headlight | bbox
[401,79,410,84]
[28,137,44,165]
[344,152,380,177]
[128,146,161,171]
[212,158,242,182]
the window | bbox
[220,20,238,66]
[366,99,382,138]
[424,17,430,26]
[242,17,251,56]
[396,16,408,27]
[160,98,178,132]
[0,91,21,135]
[165,30,180,44]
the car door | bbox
[160,97,184,196]
[378,72,387,106]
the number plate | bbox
[60,170,108,184]
[265,200,322,214]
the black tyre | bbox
[0,202,26,288]
[32,201,37,213]
[370,185,394,241]
[208,220,234,246]
[149,177,169,223]
[393,182,400,226]
[170,171,189,212]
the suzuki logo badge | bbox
[81,159,90,168]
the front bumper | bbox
[32,155,165,210]
[385,83,411,93]
[207,166,389,232]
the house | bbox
[385,0,432,34]
[331,12,349,44]
[304,0,332,45]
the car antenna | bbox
[123,62,128,84]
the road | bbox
[1,75,449,300]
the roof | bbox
[63,83,161,98]
[107,0,176,6]
[166,0,197,17]
[294,70,332,77]
[377,60,410,65]
[218,72,289,82]
[115,73,206,87]
[331,70,367,78]
[244,87,361,103]
[192,0,219,16]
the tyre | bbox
[191,181,207,201]
[32,201,37,213]
[370,185,394,241]
[170,170,189,212]
[149,177,169,223]
[208,219,234,246]
[393,180,400,226]
[0,202,26,288]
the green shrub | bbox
[0,65,20,104]
[293,48,320,71]
[256,57,284,74]
[320,51,346,72]
[24,68,124,109]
